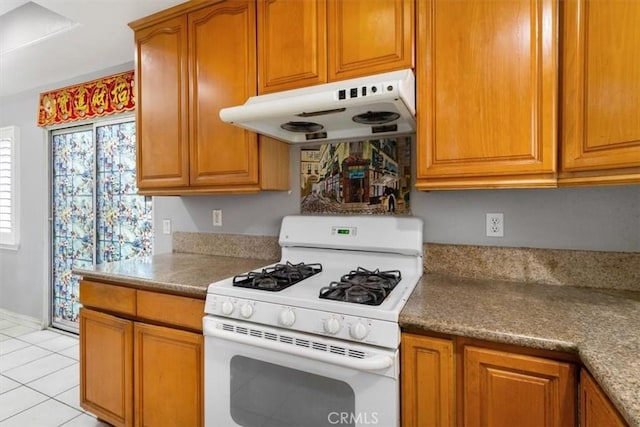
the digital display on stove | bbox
[331,226,356,236]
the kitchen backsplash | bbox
[425,243,640,291]
[173,231,280,260]
[174,232,640,292]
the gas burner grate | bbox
[233,261,322,291]
[318,267,401,306]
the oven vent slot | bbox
[280,335,294,344]
[295,339,310,348]
[222,324,234,332]
[348,349,366,359]
[236,327,248,335]
[312,342,328,351]
[265,332,277,341]
[330,346,346,356]
[250,330,262,338]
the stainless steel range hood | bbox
[219,69,415,144]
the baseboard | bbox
[0,308,44,330]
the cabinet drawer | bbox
[80,280,136,316]
[136,290,204,332]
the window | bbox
[0,126,19,249]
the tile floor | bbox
[0,313,108,426]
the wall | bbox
[153,145,640,254]
[0,62,134,323]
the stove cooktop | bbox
[232,261,323,292]
[319,268,402,306]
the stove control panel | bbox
[204,295,400,348]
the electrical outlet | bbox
[162,219,171,235]
[213,210,222,227]
[486,213,504,237]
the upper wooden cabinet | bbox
[130,0,289,195]
[415,0,558,190]
[134,15,189,190]
[327,0,414,81]
[257,0,327,93]
[256,0,414,94]
[560,0,640,186]
[415,0,640,190]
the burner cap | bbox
[352,111,400,125]
[281,121,324,133]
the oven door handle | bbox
[205,323,394,372]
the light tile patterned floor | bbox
[0,313,108,426]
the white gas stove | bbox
[204,215,423,349]
[203,215,423,427]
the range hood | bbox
[219,69,415,144]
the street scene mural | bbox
[301,137,411,215]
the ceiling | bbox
[0,0,186,97]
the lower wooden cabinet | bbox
[134,323,204,427]
[80,309,134,427]
[401,334,455,427]
[401,333,628,427]
[463,346,576,427]
[79,280,205,427]
[580,369,627,427]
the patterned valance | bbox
[37,70,135,127]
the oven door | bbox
[203,316,399,427]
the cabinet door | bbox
[401,333,455,427]
[80,308,133,427]
[188,0,260,189]
[257,0,327,93]
[134,15,190,191]
[134,322,204,427]
[327,0,414,81]
[580,370,627,427]
[463,346,576,427]
[560,0,640,186]
[416,0,558,189]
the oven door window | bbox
[230,355,355,427]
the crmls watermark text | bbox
[328,412,379,425]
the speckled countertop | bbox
[73,253,276,298]
[401,273,640,427]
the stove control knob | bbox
[350,321,369,340]
[221,300,235,316]
[239,303,254,319]
[323,317,342,335]
[279,308,296,327]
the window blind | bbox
[0,126,17,246]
